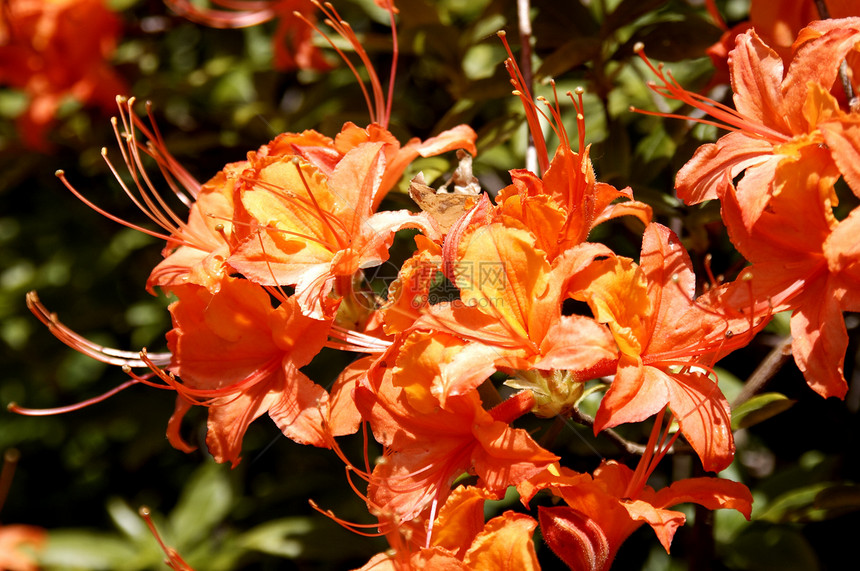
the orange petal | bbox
[464,512,540,571]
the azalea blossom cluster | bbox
[0,0,126,149]
[11,0,860,569]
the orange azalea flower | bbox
[357,485,539,571]
[60,100,474,319]
[215,0,476,318]
[226,138,448,318]
[146,158,245,292]
[408,221,618,411]
[713,151,860,399]
[497,34,651,253]
[259,121,477,212]
[0,0,126,148]
[158,276,335,466]
[519,461,752,571]
[55,98,243,294]
[494,153,651,261]
[354,336,558,522]
[640,20,860,231]
[572,223,764,472]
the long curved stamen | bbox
[624,407,676,499]
[8,379,144,417]
[295,1,396,127]
[225,214,340,252]
[55,169,178,245]
[111,131,188,234]
[292,158,350,248]
[631,44,792,144]
[536,88,586,222]
[142,351,281,404]
[498,31,550,173]
[57,97,216,254]
[26,291,172,368]
[118,98,201,201]
[310,498,389,538]
[320,422,374,485]
[113,97,200,204]
[381,0,398,128]
[327,324,391,352]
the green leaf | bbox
[757,482,860,524]
[41,530,141,571]
[726,524,821,571]
[813,483,860,513]
[766,310,792,336]
[758,482,831,523]
[168,461,234,548]
[106,498,148,541]
[731,393,796,430]
[238,517,315,558]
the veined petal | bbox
[729,30,791,134]
[619,500,686,554]
[471,420,559,493]
[573,256,650,357]
[464,512,539,571]
[536,314,617,371]
[808,82,860,198]
[653,476,753,519]
[789,276,850,399]
[663,369,733,473]
[327,141,385,235]
[429,486,489,557]
[495,185,567,260]
[204,370,287,466]
[455,224,550,343]
[825,207,860,283]
[326,356,370,437]
[784,18,860,133]
[354,209,442,270]
[675,132,773,205]
[590,197,652,232]
[594,356,668,433]
[230,157,339,285]
[267,361,329,447]
[733,152,783,230]
[639,224,695,342]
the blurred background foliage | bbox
[1,0,859,569]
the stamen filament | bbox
[8,379,142,416]
[499,31,550,173]
[26,291,172,368]
[633,44,792,144]
[139,506,194,571]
